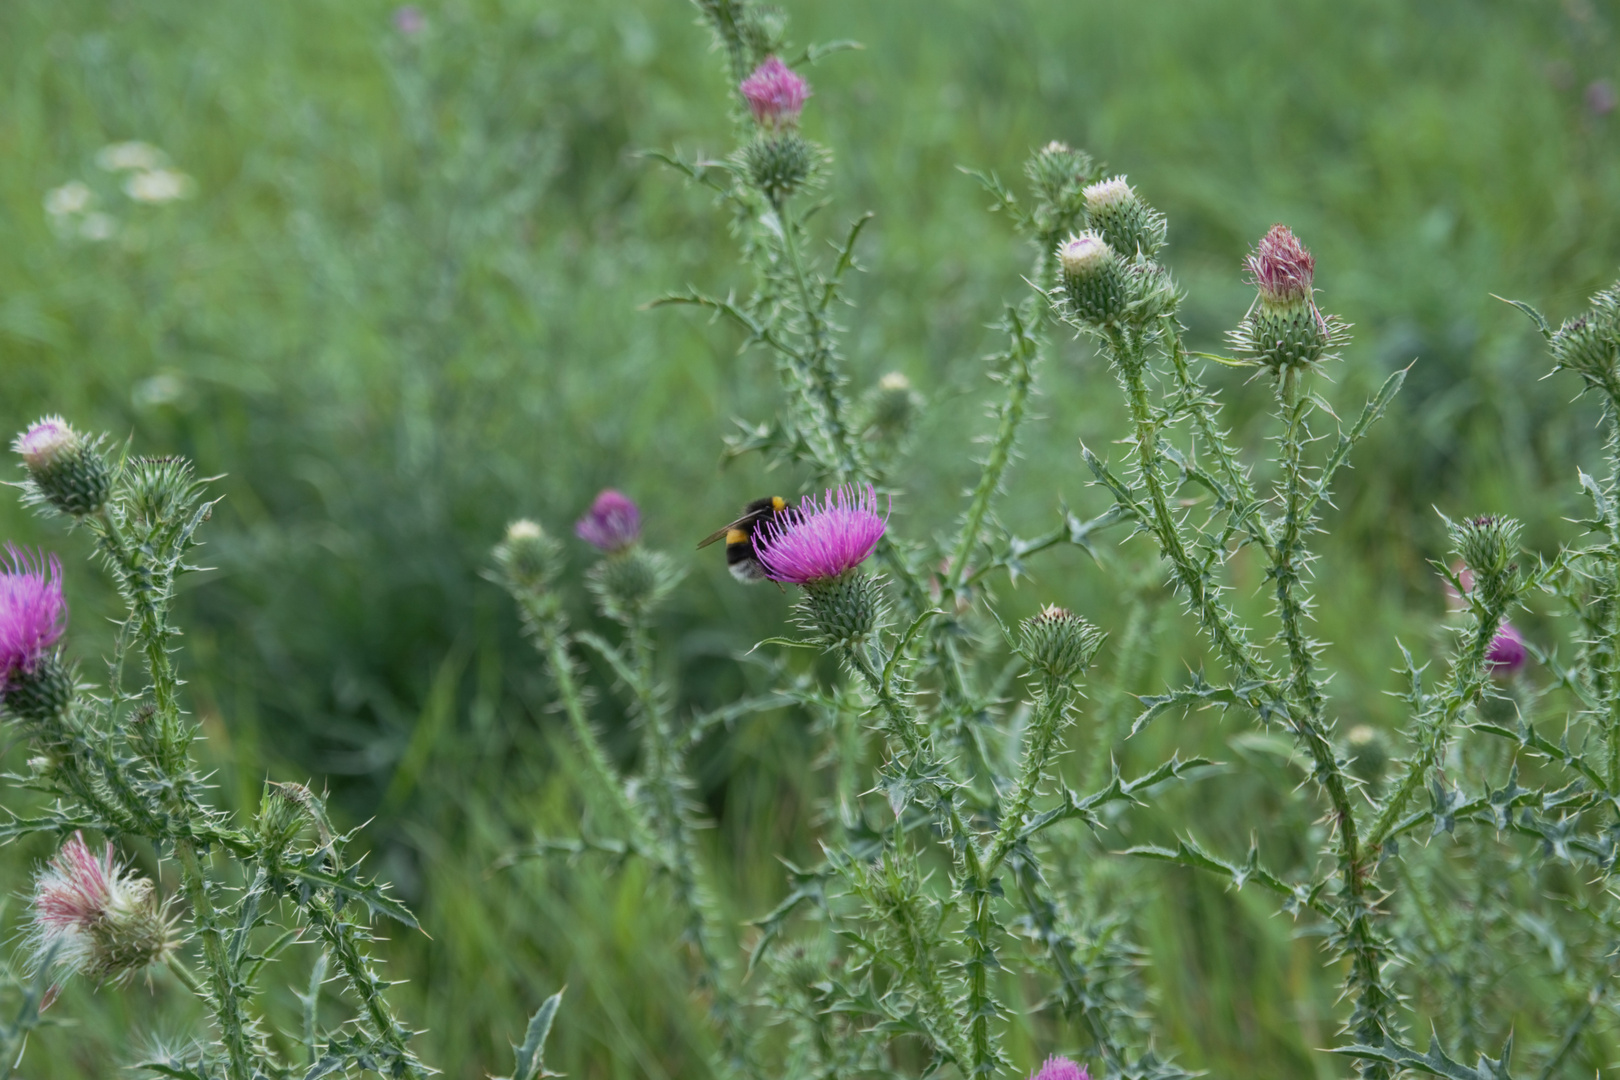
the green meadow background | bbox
[2,0,1620,1075]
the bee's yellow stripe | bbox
[725,529,748,544]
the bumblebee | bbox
[697,496,788,583]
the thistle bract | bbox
[575,489,641,553]
[1057,232,1128,326]
[30,832,175,985]
[741,131,816,204]
[739,55,809,129]
[1083,175,1166,259]
[12,416,113,518]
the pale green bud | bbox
[1019,604,1104,683]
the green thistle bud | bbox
[493,519,562,594]
[741,132,817,204]
[1449,514,1521,600]
[1083,176,1167,259]
[587,547,681,625]
[799,569,884,646]
[859,372,923,445]
[256,781,316,854]
[739,4,789,57]
[1019,604,1105,683]
[1026,140,1097,237]
[13,417,114,518]
[1550,286,1620,393]
[1056,232,1128,326]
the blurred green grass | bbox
[2,0,1620,1075]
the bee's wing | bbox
[697,514,755,549]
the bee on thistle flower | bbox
[750,484,889,645]
[698,495,789,583]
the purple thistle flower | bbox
[754,484,888,585]
[392,5,426,35]
[1486,622,1528,674]
[0,545,66,687]
[740,55,810,128]
[1246,224,1316,307]
[1031,1056,1090,1080]
[575,489,642,553]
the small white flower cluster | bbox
[43,141,195,243]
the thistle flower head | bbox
[740,55,810,128]
[1058,232,1113,278]
[1031,1056,1090,1080]
[1083,176,1134,212]
[492,519,563,596]
[1056,232,1130,326]
[754,484,888,585]
[13,418,78,472]
[1246,224,1316,307]
[1487,622,1528,674]
[30,832,175,984]
[0,546,66,685]
[12,416,113,517]
[575,489,641,553]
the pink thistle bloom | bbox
[0,545,66,687]
[1246,224,1316,307]
[575,489,642,553]
[754,484,888,585]
[1031,1056,1090,1080]
[13,416,78,472]
[1487,622,1528,674]
[740,56,810,128]
[31,832,172,983]
[393,5,425,35]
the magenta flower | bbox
[31,832,173,983]
[0,545,66,687]
[1487,622,1528,674]
[754,484,888,585]
[1030,1056,1090,1080]
[1246,224,1316,307]
[392,5,425,35]
[1587,79,1617,117]
[740,56,810,128]
[575,489,642,553]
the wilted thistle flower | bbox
[755,484,889,645]
[13,416,113,518]
[1486,622,1528,674]
[739,56,810,129]
[0,546,73,725]
[1019,605,1104,684]
[1549,285,1620,394]
[30,833,175,985]
[575,489,642,554]
[1230,224,1345,377]
[1056,232,1128,326]
[1083,175,1167,259]
[1030,1056,1090,1080]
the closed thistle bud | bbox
[1083,176,1167,259]
[30,833,176,986]
[859,372,923,444]
[1019,605,1104,683]
[493,519,562,594]
[257,781,316,854]
[587,546,681,624]
[12,417,113,518]
[1549,286,1620,392]
[741,131,816,204]
[1057,232,1128,326]
[1229,225,1346,376]
[1449,514,1521,600]
[1026,141,1096,237]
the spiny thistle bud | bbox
[1083,176,1167,259]
[12,417,113,518]
[739,6,789,58]
[1449,514,1520,593]
[30,833,175,985]
[586,546,681,625]
[1486,622,1528,675]
[1229,225,1346,376]
[1549,285,1620,393]
[1026,141,1097,236]
[739,55,809,130]
[122,455,203,533]
[1030,1056,1091,1080]
[256,781,317,854]
[740,131,817,204]
[1056,232,1128,326]
[1018,605,1104,683]
[859,372,923,444]
[493,519,562,594]
[755,484,890,645]
[0,546,73,725]
[575,489,641,554]
[1345,725,1388,790]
